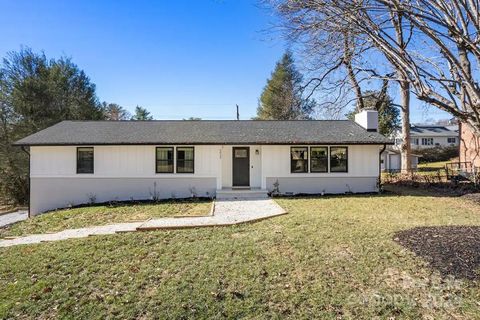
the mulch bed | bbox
[394,226,480,280]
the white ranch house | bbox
[15,110,392,216]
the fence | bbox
[383,162,480,185]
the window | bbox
[77,147,94,174]
[234,149,248,158]
[291,147,308,173]
[177,147,194,173]
[447,137,456,143]
[330,147,348,172]
[156,147,174,173]
[421,138,434,145]
[411,138,419,145]
[310,147,328,172]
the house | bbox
[459,122,480,167]
[14,110,391,216]
[392,125,459,149]
[381,148,420,172]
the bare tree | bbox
[102,102,131,121]
[269,0,480,171]
[327,0,480,130]
[269,0,414,171]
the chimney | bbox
[355,110,378,132]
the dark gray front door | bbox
[232,147,250,187]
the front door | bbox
[232,147,250,187]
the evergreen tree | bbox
[346,90,400,136]
[256,51,315,120]
[0,48,105,204]
[131,106,153,120]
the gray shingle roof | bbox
[14,120,393,146]
[410,125,458,137]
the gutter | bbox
[378,144,387,193]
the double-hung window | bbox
[330,147,348,172]
[310,147,328,172]
[156,147,174,173]
[421,138,434,146]
[447,137,456,143]
[77,147,94,174]
[176,147,194,173]
[290,147,308,173]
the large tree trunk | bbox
[390,11,412,174]
[343,34,364,112]
[399,79,412,173]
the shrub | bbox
[417,145,458,163]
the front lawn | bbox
[0,199,212,238]
[1,190,479,318]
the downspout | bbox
[20,146,31,218]
[378,144,387,193]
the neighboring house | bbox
[381,148,420,172]
[15,110,391,216]
[392,125,459,149]
[459,122,480,167]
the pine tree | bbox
[131,106,153,120]
[256,51,315,120]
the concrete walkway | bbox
[0,210,28,228]
[0,199,286,248]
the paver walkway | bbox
[0,199,286,248]
[0,210,28,227]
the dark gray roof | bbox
[410,125,458,137]
[14,120,393,146]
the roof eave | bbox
[14,141,394,147]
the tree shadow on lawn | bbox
[394,226,480,280]
[383,183,479,198]
[271,184,478,200]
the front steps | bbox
[216,188,269,200]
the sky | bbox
[0,0,451,122]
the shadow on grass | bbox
[269,183,478,200]
[383,183,479,198]
[394,226,480,280]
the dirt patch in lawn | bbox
[394,226,480,280]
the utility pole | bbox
[236,104,240,120]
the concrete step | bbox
[216,188,269,200]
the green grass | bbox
[0,200,212,238]
[1,190,480,319]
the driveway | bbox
[0,210,28,228]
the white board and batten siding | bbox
[29,144,382,215]
[261,145,380,194]
[30,145,222,215]
[31,145,221,179]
